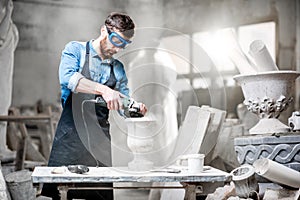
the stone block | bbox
[234,133,300,171]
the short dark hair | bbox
[105,12,135,38]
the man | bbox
[42,12,147,200]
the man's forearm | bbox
[76,77,125,110]
[75,77,108,95]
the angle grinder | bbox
[95,96,144,118]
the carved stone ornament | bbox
[234,134,300,172]
[244,95,293,119]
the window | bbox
[192,21,276,87]
[156,22,276,118]
[238,22,276,62]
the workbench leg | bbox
[58,186,68,200]
[183,184,196,200]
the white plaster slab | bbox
[199,105,226,162]
[169,106,211,163]
[31,166,231,184]
[161,106,225,200]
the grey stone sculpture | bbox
[0,0,19,158]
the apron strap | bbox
[81,41,91,79]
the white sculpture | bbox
[234,71,300,134]
[0,0,19,159]
[126,116,156,171]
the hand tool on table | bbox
[67,165,89,174]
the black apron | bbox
[42,41,115,200]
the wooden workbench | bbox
[32,166,231,200]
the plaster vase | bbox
[233,71,300,134]
[126,116,156,171]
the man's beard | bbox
[100,39,115,59]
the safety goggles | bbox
[106,26,132,48]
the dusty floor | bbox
[36,188,150,200]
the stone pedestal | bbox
[230,164,259,198]
[234,132,300,171]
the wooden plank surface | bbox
[31,166,231,184]
[0,115,51,121]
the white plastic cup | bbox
[177,154,205,173]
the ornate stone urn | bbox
[233,71,300,134]
[126,116,156,171]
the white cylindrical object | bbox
[249,40,278,72]
[177,154,205,174]
[221,28,257,75]
[187,154,205,173]
[229,48,257,75]
[230,164,258,198]
[253,158,300,188]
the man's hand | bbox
[102,86,125,110]
[139,103,147,115]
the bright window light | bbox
[238,22,276,61]
[193,30,236,72]
[192,21,276,73]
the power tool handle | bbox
[95,96,107,107]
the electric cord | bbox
[81,99,100,167]
[80,97,142,167]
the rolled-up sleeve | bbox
[119,75,129,97]
[59,42,82,93]
[68,72,84,92]
[117,63,130,97]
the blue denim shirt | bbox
[59,40,129,106]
